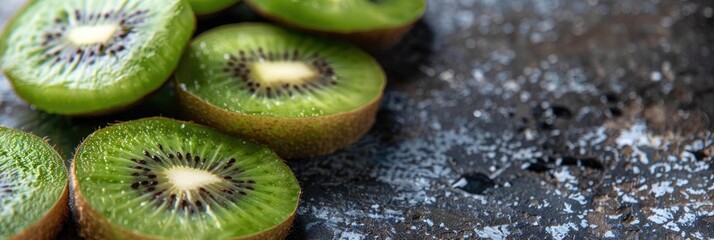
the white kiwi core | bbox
[166,166,222,191]
[253,61,317,84]
[67,24,119,45]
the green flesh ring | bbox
[72,117,300,239]
[0,126,68,240]
[187,0,241,15]
[176,23,384,118]
[245,0,426,33]
[0,0,195,115]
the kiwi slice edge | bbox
[71,117,300,239]
[244,0,427,49]
[0,126,69,240]
[178,85,383,159]
[187,0,242,16]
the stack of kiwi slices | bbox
[245,0,427,49]
[0,127,68,240]
[175,23,386,159]
[0,0,426,238]
[0,0,195,115]
[72,117,300,239]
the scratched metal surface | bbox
[2,0,714,239]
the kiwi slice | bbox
[72,117,300,239]
[244,0,427,49]
[175,23,385,159]
[187,0,242,15]
[0,0,195,115]
[0,126,69,240]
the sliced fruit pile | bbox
[0,0,425,239]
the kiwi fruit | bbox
[175,23,385,159]
[244,0,427,50]
[187,0,242,16]
[0,0,195,115]
[71,117,300,239]
[0,126,69,240]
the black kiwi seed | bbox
[1,175,16,199]
[224,49,339,98]
[40,9,150,65]
[127,150,258,213]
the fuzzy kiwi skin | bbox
[244,1,425,50]
[70,118,298,240]
[7,184,69,240]
[177,84,383,159]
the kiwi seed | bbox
[40,9,149,66]
[223,49,338,98]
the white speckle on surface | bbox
[474,224,511,240]
[546,223,578,240]
[569,192,587,205]
[648,207,678,224]
[339,231,365,240]
[651,181,674,198]
[622,194,638,203]
[650,71,662,81]
[423,219,434,227]
[564,202,574,213]
[685,188,705,195]
[452,178,468,188]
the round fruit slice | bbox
[244,0,427,49]
[0,126,69,240]
[72,117,300,240]
[175,23,386,159]
[0,0,195,115]
[187,0,241,15]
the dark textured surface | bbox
[2,0,714,239]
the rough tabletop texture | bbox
[1,0,713,239]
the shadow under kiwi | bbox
[373,19,435,84]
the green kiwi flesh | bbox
[245,0,426,49]
[0,126,69,240]
[187,0,242,15]
[72,117,300,239]
[0,0,195,115]
[175,23,385,158]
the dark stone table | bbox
[1,0,713,239]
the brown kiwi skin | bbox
[244,0,425,50]
[70,119,298,240]
[7,183,69,240]
[176,83,383,159]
